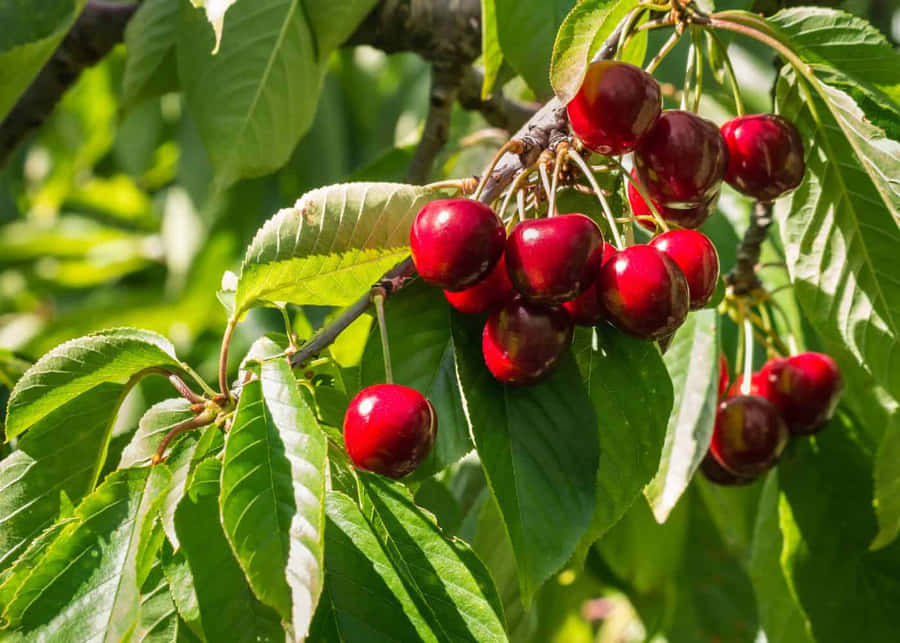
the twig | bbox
[168,374,205,404]
[407,64,461,184]
[728,201,773,294]
[457,67,539,131]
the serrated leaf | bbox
[452,316,598,602]
[645,310,719,522]
[132,558,181,643]
[1,466,171,640]
[359,284,472,478]
[220,352,326,636]
[235,182,441,316]
[122,0,180,107]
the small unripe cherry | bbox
[710,395,788,478]
[410,199,505,291]
[562,242,616,325]
[443,254,515,315]
[649,230,720,310]
[756,352,843,435]
[721,114,805,202]
[343,384,437,479]
[482,298,573,385]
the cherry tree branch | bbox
[728,201,773,295]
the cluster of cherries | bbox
[703,351,843,485]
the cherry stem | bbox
[473,139,523,201]
[517,189,527,222]
[218,318,237,403]
[566,150,625,249]
[168,374,205,404]
[279,306,299,352]
[690,27,704,112]
[741,316,754,395]
[681,31,696,110]
[373,291,393,384]
[616,7,647,59]
[537,162,553,212]
[706,30,745,116]
[646,29,682,73]
[612,157,670,232]
[152,411,216,465]
[498,167,533,222]
[547,144,568,216]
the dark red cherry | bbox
[628,169,715,230]
[562,242,617,324]
[596,245,689,340]
[634,110,729,211]
[700,451,756,486]
[482,298,574,385]
[343,384,437,479]
[505,214,604,305]
[649,230,720,310]
[757,352,842,435]
[718,355,730,399]
[710,395,788,477]
[410,199,505,291]
[567,60,662,155]
[721,114,805,202]
[443,254,515,315]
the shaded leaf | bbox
[123,0,180,107]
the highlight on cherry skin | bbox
[649,229,720,310]
[343,384,437,479]
[410,198,506,291]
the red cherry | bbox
[443,254,515,315]
[562,242,617,325]
[727,371,764,398]
[634,110,729,211]
[596,245,689,340]
[700,451,756,486]
[757,352,843,435]
[710,395,789,477]
[343,384,437,479]
[567,60,662,155]
[718,355,730,399]
[482,298,573,385]
[721,114,805,202]
[505,214,604,305]
[628,169,714,230]
[649,230,720,310]
[410,199,505,291]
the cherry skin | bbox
[718,355,730,399]
[410,198,505,291]
[700,451,756,486]
[343,384,437,479]
[567,60,662,155]
[757,352,843,435]
[482,298,574,385]
[596,245,689,340]
[721,114,805,202]
[505,213,604,305]
[727,371,764,398]
[628,168,714,230]
[562,242,616,324]
[443,254,515,315]
[634,110,729,211]
[710,395,789,477]
[649,230,720,310]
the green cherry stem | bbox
[218,317,237,402]
[566,150,625,249]
[538,162,553,212]
[615,7,647,59]
[690,27,704,112]
[741,316,754,395]
[373,291,393,384]
[473,139,524,201]
[611,157,670,232]
[706,30,745,116]
[646,29,682,73]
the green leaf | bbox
[777,411,900,642]
[359,284,472,478]
[122,0,180,108]
[645,310,719,522]
[175,459,285,643]
[495,0,576,95]
[0,329,182,570]
[220,352,327,636]
[452,317,598,602]
[188,0,238,53]
[873,425,900,549]
[0,0,85,121]
[572,325,672,560]
[480,0,503,98]
[1,466,171,640]
[235,182,441,316]
[158,542,204,641]
[133,557,182,643]
[550,0,634,103]
[304,0,379,55]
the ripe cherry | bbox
[505,213,604,305]
[727,371,764,398]
[343,384,437,479]
[482,298,573,385]
[444,254,515,315]
[721,114,805,202]
[562,242,616,325]
[596,245,689,340]
[709,395,789,478]
[567,60,662,155]
[628,169,714,230]
[410,199,505,291]
[634,110,729,211]
[757,352,842,435]
[718,355,730,398]
[649,230,720,310]
[700,451,756,486]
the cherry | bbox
[700,451,756,486]
[727,371,764,398]
[505,214,605,305]
[634,110,729,211]
[757,352,842,435]
[562,242,617,324]
[567,60,662,155]
[628,169,714,230]
[596,245,689,340]
[649,230,720,310]
[709,395,788,477]
[482,298,573,385]
[718,355,730,398]
[410,198,505,291]
[444,254,515,315]
[721,114,805,202]
[343,384,437,479]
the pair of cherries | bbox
[702,352,843,485]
